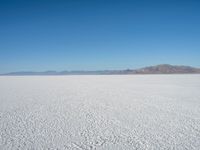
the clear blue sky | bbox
[0,0,200,73]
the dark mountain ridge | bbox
[1,64,200,75]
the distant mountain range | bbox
[132,64,200,74]
[1,64,200,75]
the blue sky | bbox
[0,0,200,73]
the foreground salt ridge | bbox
[0,75,200,149]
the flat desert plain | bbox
[0,75,200,150]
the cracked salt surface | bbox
[0,75,200,149]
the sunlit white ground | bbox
[0,75,200,149]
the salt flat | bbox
[0,75,200,150]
